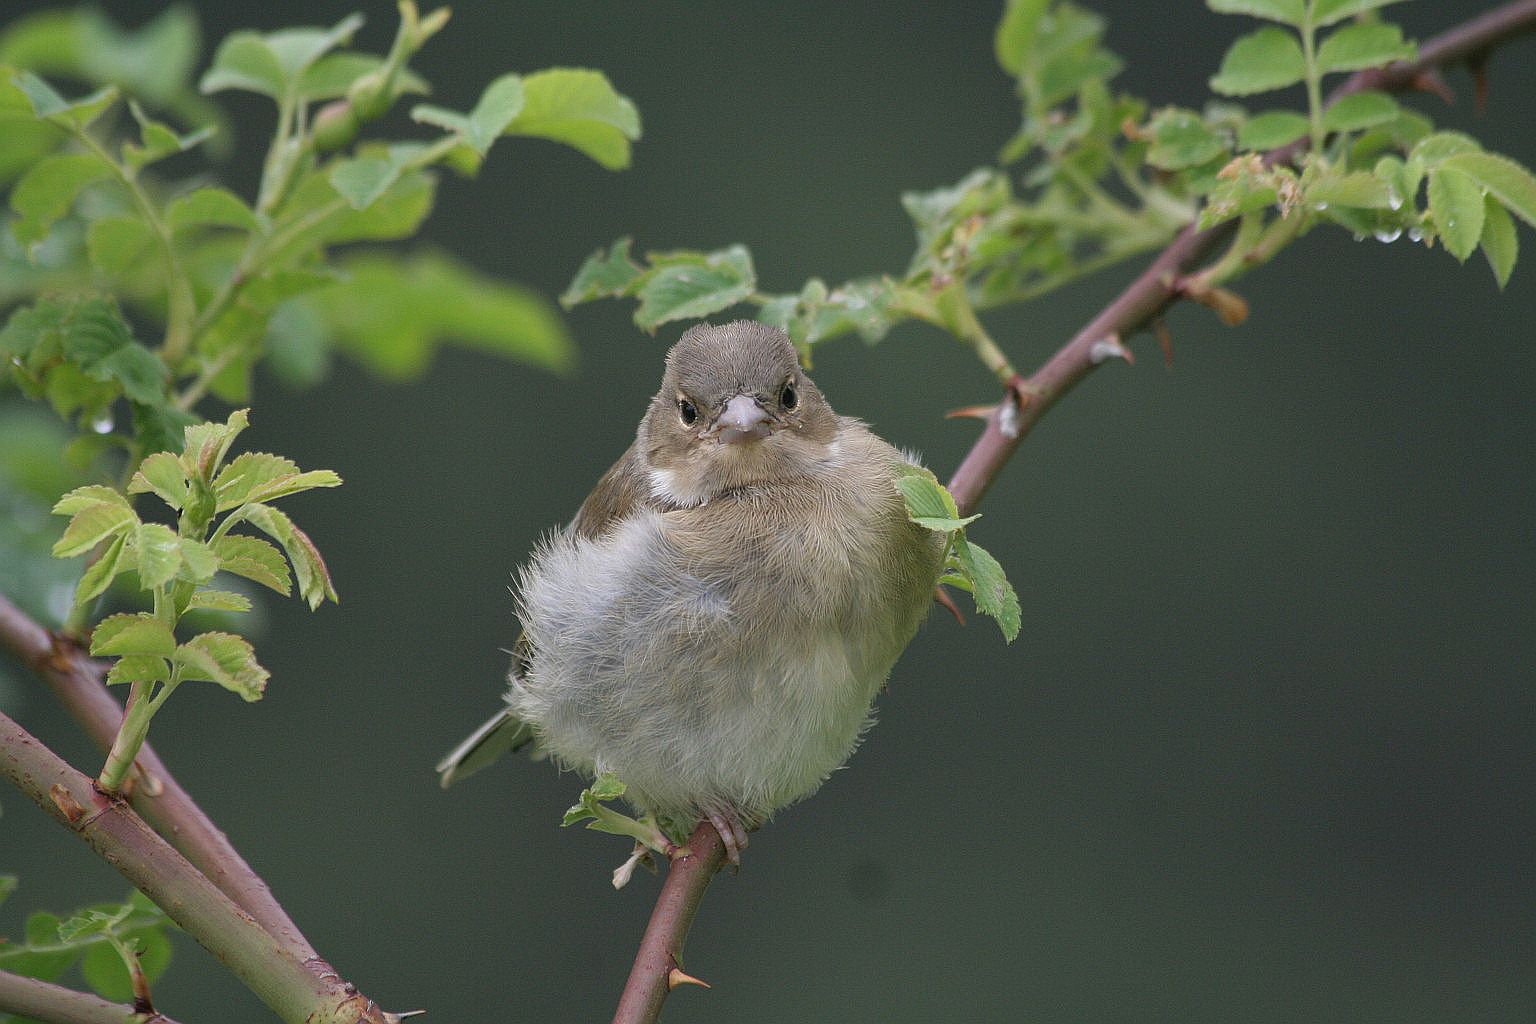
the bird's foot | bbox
[705,809,750,867]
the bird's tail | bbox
[436,707,535,788]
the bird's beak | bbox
[714,394,772,445]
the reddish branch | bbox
[612,3,1536,1021]
[0,595,320,967]
[0,968,183,1024]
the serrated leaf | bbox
[174,631,268,700]
[122,99,211,171]
[300,52,427,101]
[9,151,110,248]
[1237,110,1309,150]
[75,530,128,606]
[1206,0,1305,24]
[1316,23,1414,75]
[243,504,336,609]
[1145,107,1227,170]
[90,612,175,658]
[106,654,169,685]
[1480,195,1517,289]
[178,537,219,583]
[634,246,756,332]
[56,909,116,942]
[1322,91,1398,133]
[53,484,130,516]
[1440,151,1536,229]
[560,237,644,307]
[212,534,291,595]
[14,72,118,129]
[1307,171,1395,208]
[213,451,299,510]
[994,0,1048,74]
[245,469,343,504]
[896,472,980,533]
[82,924,171,1002]
[265,15,364,77]
[1313,0,1409,28]
[134,523,182,588]
[128,451,189,509]
[504,68,641,171]
[166,187,257,232]
[1408,132,1482,169]
[53,501,137,557]
[1428,165,1485,262]
[86,214,154,275]
[180,408,249,479]
[1209,27,1305,96]
[952,537,1022,643]
[329,154,403,210]
[186,589,253,612]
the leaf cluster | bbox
[1,3,640,463]
[0,885,173,1017]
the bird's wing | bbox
[436,706,535,788]
[568,441,661,540]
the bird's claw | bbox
[705,809,750,867]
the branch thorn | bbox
[1468,50,1491,112]
[1153,316,1175,368]
[933,585,966,625]
[667,967,711,991]
[1088,334,1134,366]
[1412,68,1457,105]
[944,402,998,422]
[50,783,86,824]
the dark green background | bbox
[5,2,1535,1021]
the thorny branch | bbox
[612,4,1536,1022]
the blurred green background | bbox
[4,1,1535,1021]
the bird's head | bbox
[641,321,839,505]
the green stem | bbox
[97,679,153,792]
[1301,3,1325,155]
[72,130,195,365]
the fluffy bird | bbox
[438,320,942,863]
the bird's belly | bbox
[508,506,929,824]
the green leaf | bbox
[1408,132,1482,169]
[90,612,175,659]
[300,52,427,101]
[1480,195,1518,289]
[81,927,169,1002]
[213,452,297,509]
[305,251,573,377]
[53,484,131,516]
[952,537,1022,643]
[180,408,249,480]
[242,505,337,609]
[128,450,189,509]
[0,874,15,907]
[199,32,285,98]
[1237,110,1310,150]
[122,99,211,171]
[86,214,154,275]
[1321,91,1398,133]
[265,15,364,76]
[178,537,219,583]
[75,530,128,606]
[9,151,110,248]
[52,501,136,557]
[56,909,117,942]
[1315,22,1414,75]
[1313,0,1410,29]
[461,73,525,155]
[166,186,258,232]
[212,534,292,596]
[1145,107,1228,170]
[1209,27,1305,96]
[328,154,404,210]
[896,472,980,532]
[504,68,641,171]
[106,654,169,685]
[1440,151,1536,229]
[245,469,342,505]
[134,523,182,588]
[560,237,644,307]
[186,589,253,612]
[633,245,756,332]
[1428,165,1485,262]
[1205,0,1305,23]
[174,631,268,701]
[1307,170,1395,208]
[14,72,118,129]
[994,0,1047,74]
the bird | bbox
[437,320,943,865]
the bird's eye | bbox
[678,397,698,425]
[781,380,798,410]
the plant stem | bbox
[0,712,395,1024]
[614,4,1536,1020]
[1301,3,1325,155]
[0,968,182,1024]
[0,594,325,980]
